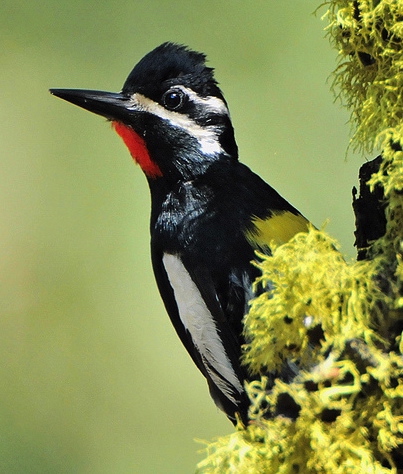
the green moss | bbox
[325,0,403,154]
[199,230,403,472]
[243,230,381,375]
[197,1,403,472]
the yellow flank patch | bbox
[246,211,310,249]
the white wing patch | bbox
[162,253,243,403]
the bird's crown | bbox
[122,42,223,100]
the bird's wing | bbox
[155,251,249,421]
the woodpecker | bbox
[50,42,309,425]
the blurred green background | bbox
[1,1,361,473]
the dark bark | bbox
[353,155,387,260]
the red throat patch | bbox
[112,122,162,178]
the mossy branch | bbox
[197,1,403,473]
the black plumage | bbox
[50,42,309,424]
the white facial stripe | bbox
[177,85,229,116]
[162,253,243,404]
[127,92,227,156]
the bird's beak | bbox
[49,89,132,122]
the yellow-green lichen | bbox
[243,229,383,375]
[324,0,403,154]
[198,231,402,472]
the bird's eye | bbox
[162,89,186,111]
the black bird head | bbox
[50,42,238,181]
